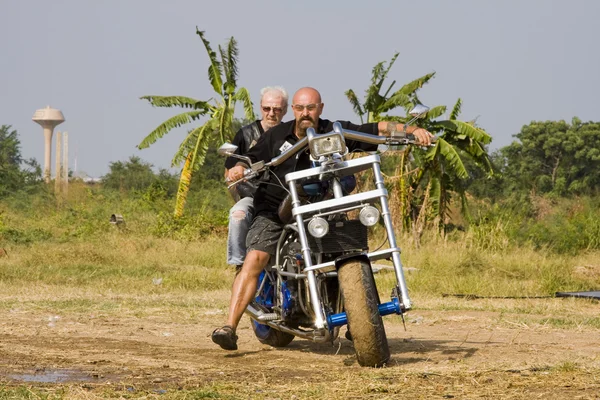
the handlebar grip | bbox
[225,167,255,185]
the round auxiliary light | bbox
[307,217,329,238]
[359,205,380,226]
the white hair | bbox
[260,86,289,108]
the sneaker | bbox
[211,325,238,350]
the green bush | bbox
[471,195,600,254]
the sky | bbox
[2,0,599,178]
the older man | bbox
[225,86,289,272]
[212,87,433,350]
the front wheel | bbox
[338,259,390,367]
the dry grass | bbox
[2,198,600,398]
[1,367,599,399]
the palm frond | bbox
[364,58,393,111]
[217,106,234,143]
[449,98,462,120]
[137,111,208,149]
[428,175,441,217]
[382,80,396,98]
[196,28,224,95]
[428,138,469,180]
[395,72,436,96]
[380,52,399,85]
[140,95,212,110]
[174,153,193,218]
[174,124,212,217]
[379,92,411,113]
[432,120,492,144]
[220,37,239,95]
[370,53,399,105]
[171,125,203,166]
[174,137,209,218]
[423,105,447,120]
[189,125,211,174]
[234,87,256,122]
[344,89,365,123]
[364,87,384,113]
[463,142,495,176]
[370,61,386,86]
[219,45,230,93]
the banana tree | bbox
[409,98,494,234]
[345,52,436,124]
[138,28,255,217]
[345,54,494,237]
[345,52,436,196]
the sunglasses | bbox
[261,106,283,114]
[291,103,320,112]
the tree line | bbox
[3,29,600,245]
[3,117,600,203]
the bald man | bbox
[212,87,433,350]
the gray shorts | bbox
[246,214,285,255]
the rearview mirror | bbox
[408,104,430,118]
[217,143,238,157]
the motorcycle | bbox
[219,106,431,367]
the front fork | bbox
[288,161,412,330]
[372,162,411,311]
[289,182,327,329]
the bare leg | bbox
[226,249,270,330]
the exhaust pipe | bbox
[245,302,331,343]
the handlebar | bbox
[226,122,436,186]
[226,167,258,188]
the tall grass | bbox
[1,185,600,312]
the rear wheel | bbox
[251,320,294,347]
[251,271,294,347]
[338,259,390,367]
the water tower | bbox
[32,106,65,183]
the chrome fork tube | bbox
[372,161,412,309]
[289,182,326,328]
[332,177,344,199]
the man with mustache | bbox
[224,86,288,274]
[213,87,433,350]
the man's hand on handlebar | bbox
[411,127,435,146]
[227,165,246,182]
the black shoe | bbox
[212,325,238,350]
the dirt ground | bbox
[1,302,599,399]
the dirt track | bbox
[1,301,599,398]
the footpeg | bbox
[257,312,279,321]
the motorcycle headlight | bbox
[359,205,380,226]
[307,217,329,238]
[308,131,347,158]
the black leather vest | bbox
[235,122,262,199]
[241,122,262,151]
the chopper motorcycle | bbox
[220,106,432,367]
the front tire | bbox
[338,259,390,367]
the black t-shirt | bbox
[224,120,264,170]
[242,118,379,218]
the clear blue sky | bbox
[2,0,599,177]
